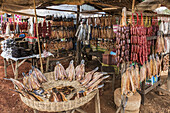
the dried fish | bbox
[54,62,67,80]
[4,78,26,91]
[32,66,47,83]
[85,72,107,87]
[75,60,85,80]
[80,67,99,86]
[66,60,75,81]
[88,75,109,90]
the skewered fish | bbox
[88,75,109,90]
[4,78,26,91]
[29,70,41,90]
[121,69,130,95]
[86,84,104,95]
[75,60,85,80]
[32,66,47,83]
[22,72,29,89]
[129,66,136,93]
[80,67,99,86]
[66,60,75,81]
[85,72,107,87]
[54,62,67,80]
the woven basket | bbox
[20,72,97,112]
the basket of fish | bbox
[6,60,109,112]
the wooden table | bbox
[1,52,53,79]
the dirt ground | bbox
[0,55,169,113]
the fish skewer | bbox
[4,78,26,91]
[80,67,99,86]
[54,62,67,80]
[32,66,47,83]
[75,60,85,80]
[85,72,107,87]
[66,60,75,81]
[88,75,110,90]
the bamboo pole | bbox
[132,0,136,13]
[33,0,43,73]
[76,5,81,66]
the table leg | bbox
[112,73,115,93]
[14,61,19,79]
[141,81,145,105]
[3,58,7,77]
[95,89,101,113]
[46,57,50,72]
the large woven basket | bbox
[20,72,97,112]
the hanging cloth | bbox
[5,22,10,35]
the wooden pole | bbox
[132,0,136,13]
[76,5,81,65]
[33,0,43,73]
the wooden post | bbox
[132,0,136,13]
[3,59,7,77]
[33,0,43,73]
[95,89,101,113]
[76,5,81,65]
[168,53,170,91]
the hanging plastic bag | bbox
[146,60,151,79]
[130,66,136,93]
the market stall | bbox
[0,0,169,113]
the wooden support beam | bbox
[126,11,170,17]
[2,2,32,9]
[41,8,77,13]
[33,0,44,73]
[1,9,45,18]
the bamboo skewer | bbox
[33,0,43,73]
